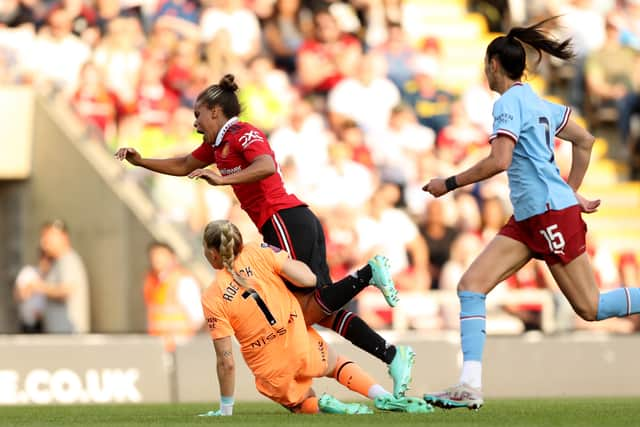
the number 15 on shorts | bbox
[540,224,566,254]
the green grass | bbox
[2,398,640,426]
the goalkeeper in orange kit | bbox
[198,220,432,416]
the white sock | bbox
[367,384,389,399]
[459,360,482,389]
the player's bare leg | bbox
[550,252,640,323]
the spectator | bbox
[136,57,179,128]
[143,241,204,352]
[14,247,51,333]
[405,149,451,218]
[200,0,261,61]
[461,75,497,134]
[419,198,459,290]
[369,104,435,186]
[94,0,121,35]
[402,54,455,135]
[0,0,36,28]
[147,107,212,227]
[327,51,400,136]
[203,28,244,79]
[144,18,179,64]
[555,0,606,112]
[262,0,312,74]
[153,1,201,41]
[307,139,375,210]
[93,17,143,111]
[238,54,293,133]
[50,0,98,39]
[611,0,640,51]
[178,62,212,109]
[269,92,331,182]
[27,220,90,334]
[354,183,432,330]
[453,192,482,234]
[163,38,200,102]
[304,142,375,211]
[373,22,418,91]
[356,182,430,298]
[27,8,91,95]
[296,7,361,96]
[584,16,640,145]
[71,61,118,140]
[436,101,488,165]
[337,121,374,170]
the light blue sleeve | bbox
[542,99,571,135]
[490,94,521,143]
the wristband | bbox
[445,176,458,192]
[220,395,234,415]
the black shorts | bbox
[260,206,332,290]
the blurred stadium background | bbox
[1,0,639,407]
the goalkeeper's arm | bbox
[213,336,235,415]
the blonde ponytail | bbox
[219,223,253,291]
[203,220,252,291]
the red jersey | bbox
[191,119,304,229]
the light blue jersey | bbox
[490,82,577,221]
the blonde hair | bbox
[203,220,253,291]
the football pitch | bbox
[3,398,640,427]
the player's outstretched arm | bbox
[189,154,276,186]
[114,148,207,177]
[423,136,513,197]
[556,118,596,192]
[280,259,317,288]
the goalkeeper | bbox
[198,220,431,416]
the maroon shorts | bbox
[498,205,587,266]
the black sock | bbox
[314,265,372,313]
[331,309,397,364]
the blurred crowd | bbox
[3,0,640,334]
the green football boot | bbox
[374,394,434,414]
[318,394,373,415]
[388,345,415,397]
[368,255,399,307]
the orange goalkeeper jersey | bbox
[201,242,311,378]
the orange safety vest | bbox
[143,268,196,352]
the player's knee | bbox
[574,303,598,322]
[457,271,481,293]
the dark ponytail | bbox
[196,74,242,117]
[486,16,574,80]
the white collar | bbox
[214,116,239,147]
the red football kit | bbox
[191,118,304,229]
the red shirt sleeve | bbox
[191,141,216,164]
[233,125,273,163]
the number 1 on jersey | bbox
[538,117,554,162]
